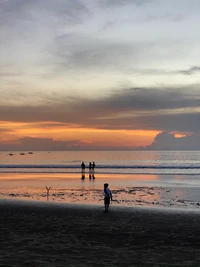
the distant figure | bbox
[89,162,92,171]
[104,183,112,213]
[81,174,85,180]
[81,162,85,173]
[92,175,95,179]
[92,161,95,170]
[46,186,51,201]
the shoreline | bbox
[1,197,200,214]
[1,183,200,211]
[1,171,200,211]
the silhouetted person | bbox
[81,174,85,180]
[104,183,112,213]
[92,162,95,170]
[92,175,95,179]
[81,162,85,173]
[89,162,92,171]
[89,174,92,180]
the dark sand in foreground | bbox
[0,200,200,267]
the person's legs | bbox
[104,198,106,211]
[105,204,108,211]
[104,197,110,212]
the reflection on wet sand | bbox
[46,186,51,201]
[1,172,200,210]
[1,183,200,210]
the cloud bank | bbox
[0,137,85,151]
[1,85,200,133]
[144,131,200,150]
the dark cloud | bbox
[99,87,200,110]
[0,137,85,151]
[83,112,200,133]
[180,66,200,75]
[132,112,200,132]
[1,85,200,133]
[145,131,200,150]
[0,136,133,151]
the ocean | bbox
[1,150,200,209]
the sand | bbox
[0,200,200,267]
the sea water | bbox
[0,150,200,209]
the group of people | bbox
[81,161,112,212]
[81,161,95,172]
[81,161,96,180]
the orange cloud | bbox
[0,120,158,149]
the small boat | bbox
[20,153,25,155]
[9,153,13,156]
[28,152,33,154]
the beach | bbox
[1,199,200,267]
[1,151,200,266]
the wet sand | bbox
[1,173,200,210]
[0,200,200,267]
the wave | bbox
[1,164,200,169]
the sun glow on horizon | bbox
[0,120,159,149]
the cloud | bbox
[1,0,200,86]
[0,0,90,78]
[0,137,85,151]
[1,85,200,133]
[145,131,200,150]
[99,87,200,110]
[0,71,23,77]
[0,136,135,151]
[0,0,89,25]
[98,0,153,8]
[54,36,140,72]
[180,66,200,75]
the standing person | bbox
[89,162,92,173]
[104,183,112,213]
[81,162,85,173]
[92,161,95,170]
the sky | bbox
[1,0,200,150]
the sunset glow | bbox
[0,120,158,149]
[1,0,200,150]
